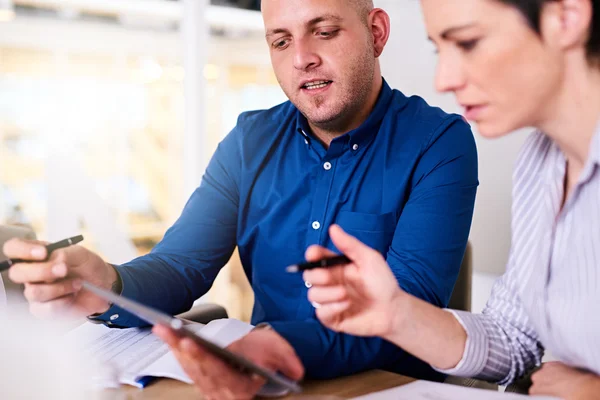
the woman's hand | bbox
[530,362,600,400]
[303,224,406,338]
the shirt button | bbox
[323,162,332,171]
[110,314,119,321]
[312,221,321,230]
[352,144,359,151]
[305,281,313,288]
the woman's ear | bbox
[540,0,593,53]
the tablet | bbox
[82,282,302,394]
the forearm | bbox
[91,254,215,327]
[384,291,467,370]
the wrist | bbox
[382,289,410,340]
[104,263,121,293]
[90,264,121,316]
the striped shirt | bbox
[440,130,600,385]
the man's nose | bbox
[293,40,321,71]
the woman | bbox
[304,0,600,398]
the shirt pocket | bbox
[335,210,397,255]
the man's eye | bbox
[273,39,290,49]
[317,30,339,38]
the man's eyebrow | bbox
[266,28,289,38]
[307,14,343,26]
[265,14,343,38]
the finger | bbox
[180,339,263,397]
[528,382,550,396]
[23,279,82,303]
[308,286,348,304]
[275,353,305,381]
[329,224,382,266]
[3,238,49,260]
[181,337,214,360]
[153,325,185,349]
[262,337,305,381]
[9,261,68,283]
[304,245,338,262]
[303,265,345,286]
[316,301,351,323]
[530,368,552,386]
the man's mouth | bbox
[302,80,333,90]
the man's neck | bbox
[308,77,383,149]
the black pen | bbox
[0,235,84,272]
[286,255,351,273]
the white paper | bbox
[352,381,562,400]
[68,318,254,388]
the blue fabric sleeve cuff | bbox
[87,266,150,328]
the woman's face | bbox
[422,0,564,138]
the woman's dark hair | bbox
[498,0,600,60]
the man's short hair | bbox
[350,0,374,26]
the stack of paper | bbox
[68,318,253,388]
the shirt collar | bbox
[545,121,600,187]
[588,122,600,165]
[578,121,600,184]
[295,78,397,152]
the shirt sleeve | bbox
[434,253,545,385]
[271,117,479,380]
[91,128,243,328]
[387,116,478,310]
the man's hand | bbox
[153,325,304,400]
[3,238,118,318]
[530,362,600,400]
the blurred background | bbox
[0,0,529,321]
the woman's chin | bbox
[473,119,515,139]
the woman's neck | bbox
[538,55,600,171]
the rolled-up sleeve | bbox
[434,255,545,385]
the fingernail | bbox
[73,280,82,290]
[31,247,45,259]
[311,301,322,309]
[52,263,67,277]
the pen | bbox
[286,255,351,273]
[0,235,84,272]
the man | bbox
[4,0,478,398]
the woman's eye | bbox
[457,39,479,52]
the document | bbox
[352,381,561,400]
[68,318,254,388]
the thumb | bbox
[329,225,380,266]
[273,352,304,381]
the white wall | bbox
[376,0,529,275]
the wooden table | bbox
[115,370,414,399]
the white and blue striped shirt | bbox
[442,130,600,385]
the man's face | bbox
[262,0,376,129]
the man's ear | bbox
[540,0,593,54]
[369,8,391,58]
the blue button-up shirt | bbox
[95,79,478,380]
